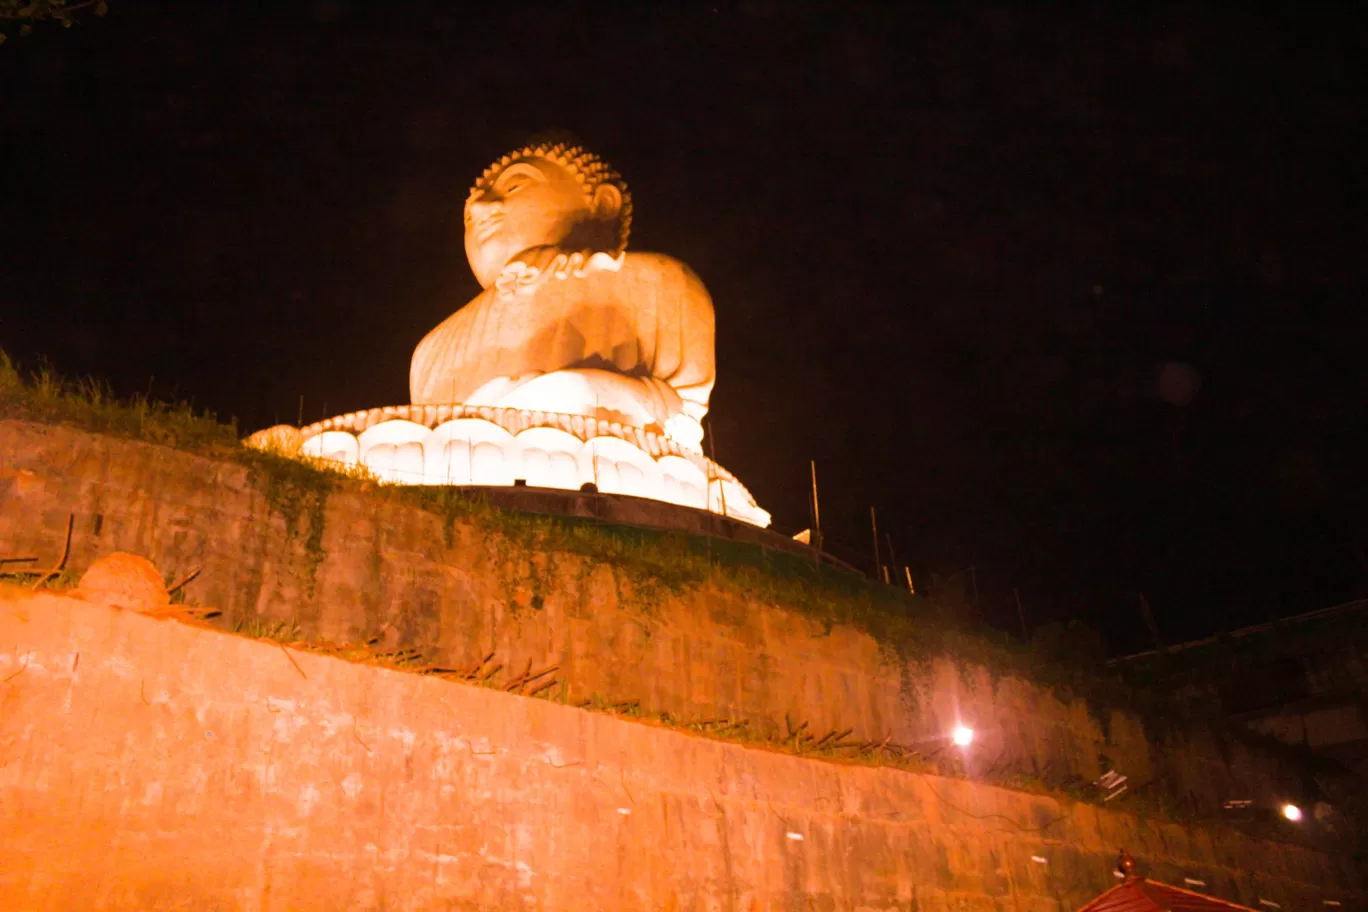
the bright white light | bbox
[1282,803,1303,822]
[952,726,975,747]
[785,831,804,841]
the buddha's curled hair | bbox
[470,142,633,255]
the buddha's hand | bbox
[663,413,704,451]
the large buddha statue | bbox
[248,139,770,527]
[410,141,712,451]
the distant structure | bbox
[1110,599,1368,777]
[249,140,770,527]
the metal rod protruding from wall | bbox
[810,460,822,555]
[870,506,880,580]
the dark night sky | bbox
[2,2,1365,653]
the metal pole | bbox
[870,507,881,579]
[708,419,727,518]
[810,460,823,554]
[1139,593,1164,655]
[704,417,717,575]
[904,566,915,594]
[1014,587,1028,639]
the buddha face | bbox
[464,157,622,288]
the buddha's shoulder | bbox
[615,252,710,295]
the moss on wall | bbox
[239,449,333,598]
[2,357,1362,852]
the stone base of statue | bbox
[246,404,772,528]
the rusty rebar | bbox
[509,663,558,693]
[460,651,496,679]
[528,678,559,697]
[167,567,201,595]
[278,642,307,679]
[28,513,75,590]
[503,657,534,691]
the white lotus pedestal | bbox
[247,404,771,528]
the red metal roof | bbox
[1079,877,1260,912]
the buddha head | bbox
[464,141,633,288]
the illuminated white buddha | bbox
[249,140,770,527]
[410,142,711,451]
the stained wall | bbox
[0,420,1343,826]
[0,588,1358,911]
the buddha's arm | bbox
[409,318,446,404]
[643,254,715,422]
[625,255,711,450]
[410,308,471,405]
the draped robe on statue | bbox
[410,252,715,435]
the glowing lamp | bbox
[1281,803,1303,822]
[952,725,975,747]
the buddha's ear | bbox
[591,183,623,222]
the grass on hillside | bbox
[0,350,240,452]
[391,485,1192,737]
[209,601,1337,846]
[3,351,1360,841]
[0,350,1170,719]
[0,357,1305,746]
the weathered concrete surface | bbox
[0,420,1339,820]
[0,588,1358,911]
[436,484,823,561]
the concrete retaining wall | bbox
[0,420,1346,830]
[0,588,1358,910]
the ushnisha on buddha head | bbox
[463,142,634,289]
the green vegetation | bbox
[0,349,1174,727]
[0,0,107,44]
[0,567,80,589]
[396,484,909,616]
[5,350,1358,843]
[399,481,1157,726]
[231,617,302,643]
[0,352,366,600]
[1115,603,1368,692]
[237,448,339,597]
[0,351,240,452]
[214,619,1318,850]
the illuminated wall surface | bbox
[0,420,1357,811]
[4,418,1366,883]
[248,142,771,527]
[1,587,1359,910]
